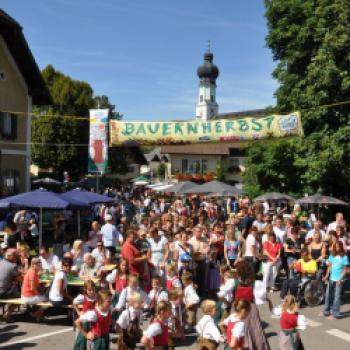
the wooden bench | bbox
[0,298,76,326]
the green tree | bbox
[157,163,166,179]
[216,159,225,182]
[244,0,350,198]
[32,65,95,179]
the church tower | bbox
[195,47,219,120]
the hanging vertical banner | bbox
[88,109,109,173]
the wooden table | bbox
[40,275,99,287]
[102,264,117,271]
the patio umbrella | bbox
[32,177,62,185]
[132,175,150,186]
[160,181,199,194]
[297,194,348,206]
[254,192,296,202]
[0,188,70,248]
[62,188,114,205]
[182,180,240,196]
[207,188,243,198]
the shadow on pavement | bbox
[0,325,18,334]
[0,331,27,344]
[0,342,37,349]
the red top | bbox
[91,308,112,336]
[121,242,144,276]
[82,296,96,312]
[152,320,169,346]
[226,320,244,347]
[115,274,128,293]
[166,276,178,290]
[263,241,281,261]
[280,311,298,330]
[22,268,40,297]
[235,285,254,302]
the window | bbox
[210,95,214,102]
[229,158,239,168]
[200,95,203,102]
[229,148,246,157]
[182,159,188,173]
[201,160,208,173]
[0,112,17,139]
[2,169,20,195]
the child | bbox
[168,288,185,350]
[114,274,150,312]
[107,258,129,319]
[182,272,200,330]
[73,280,97,315]
[196,299,224,350]
[179,253,194,280]
[206,249,221,298]
[165,263,182,290]
[279,295,306,350]
[96,270,109,291]
[148,276,169,316]
[116,292,143,350]
[73,280,97,350]
[141,301,172,350]
[215,269,236,324]
[75,290,112,350]
[220,299,251,350]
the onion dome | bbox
[197,50,219,83]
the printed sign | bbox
[88,109,109,173]
[109,112,303,145]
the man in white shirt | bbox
[305,220,326,241]
[252,213,267,233]
[326,212,344,235]
[39,246,59,273]
[100,214,123,256]
[273,217,287,243]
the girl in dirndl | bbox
[107,258,129,321]
[279,295,306,350]
[220,299,251,350]
[75,290,112,350]
[235,261,271,350]
[141,301,172,350]
[73,280,97,350]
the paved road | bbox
[1,292,350,350]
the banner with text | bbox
[88,109,109,173]
[109,112,303,145]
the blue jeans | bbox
[287,256,297,279]
[323,280,343,318]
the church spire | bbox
[196,46,219,120]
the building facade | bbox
[0,10,52,195]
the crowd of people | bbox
[0,187,349,350]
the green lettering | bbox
[225,121,235,133]
[187,122,198,134]
[174,122,184,134]
[237,119,249,132]
[264,116,274,129]
[215,121,223,133]
[122,123,135,135]
[251,118,262,131]
[136,123,146,135]
[202,122,212,133]
[162,122,171,136]
[147,122,160,134]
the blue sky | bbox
[3,0,278,120]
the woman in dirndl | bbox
[235,261,271,350]
[107,258,129,322]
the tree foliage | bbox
[32,66,124,179]
[244,0,350,198]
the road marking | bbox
[0,328,72,348]
[306,318,322,327]
[327,329,350,342]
